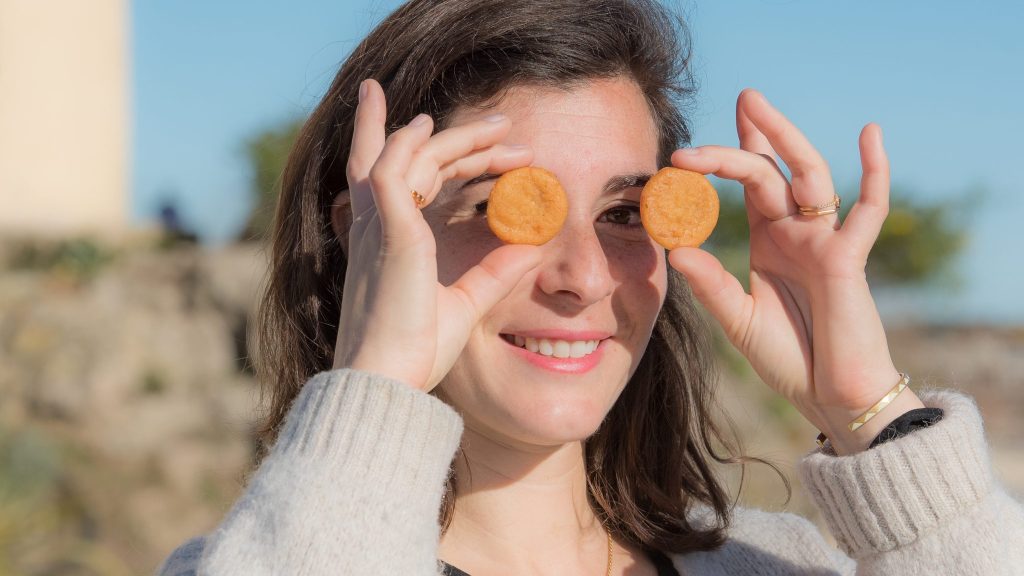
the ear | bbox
[330,190,353,258]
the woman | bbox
[159,0,1023,574]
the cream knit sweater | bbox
[157,369,1024,575]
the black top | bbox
[440,548,681,575]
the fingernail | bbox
[484,114,507,123]
[508,144,529,150]
[679,148,701,155]
[358,80,368,103]
[410,113,431,127]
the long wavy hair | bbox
[252,0,756,555]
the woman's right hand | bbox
[332,79,541,392]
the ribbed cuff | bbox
[273,369,464,505]
[798,390,993,558]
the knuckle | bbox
[368,164,387,187]
[409,147,433,167]
[819,157,832,174]
[811,155,831,175]
[794,159,830,181]
[388,121,422,145]
[386,126,408,143]
[755,152,777,168]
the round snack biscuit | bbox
[487,166,568,245]
[640,167,719,249]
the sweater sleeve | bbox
[798,390,1024,575]
[156,369,464,576]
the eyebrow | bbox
[449,171,652,199]
[602,173,652,194]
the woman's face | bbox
[424,77,667,447]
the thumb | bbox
[427,244,542,390]
[449,244,542,321]
[668,247,751,342]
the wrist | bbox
[334,341,431,391]
[823,383,929,455]
[868,407,944,449]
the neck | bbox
[437,425,610,574]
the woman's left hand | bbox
[668,89,924,454]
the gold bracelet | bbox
[816,373,910,447]
[849,373,910,432]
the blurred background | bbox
[1,0,1021,573]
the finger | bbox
[738,89,836,210]
[736,90,775,157]
[736,91,777,227]
[426,144,533,199]
[443,243,542,341]
[671,146,795,221]
[404,115,520,204]
[840,124,890,251]
[424,245,540,387]
[424,244,542,388]
[368,112,436,228]
[667,247,752,346]
[347,79,388,216]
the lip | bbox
[500,329,613,341]
[498,331,609,375]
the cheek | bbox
[604,236,665,294]
[604,237,667,327]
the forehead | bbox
[450,77,660,167]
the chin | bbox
[506,391,610,445]
[442,363,628,448]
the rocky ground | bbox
[1,238,1020,575]
[713,323,1024,528]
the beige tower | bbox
[0,0,129,238]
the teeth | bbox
[551,340,568,358]
[509,336,602,358]
[539,339,554,356]
[569,341,587,358]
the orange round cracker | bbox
[640,167,719,249]
[487,166,568,245]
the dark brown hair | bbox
[253,0,747,555]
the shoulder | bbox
[156,535,208,576]
[666,506,854,576]
[728,507,851,570]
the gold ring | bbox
[797,194,840,216]
[411,190,425,208]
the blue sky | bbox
[133,0,1023,323]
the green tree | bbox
[705,183,972,289]
[239,120,303,242]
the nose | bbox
[534,216,614,309]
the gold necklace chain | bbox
[605,529,613,576]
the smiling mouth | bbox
[500,334,604,359]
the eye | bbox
[598,204,642,227]
[474,199,489,215]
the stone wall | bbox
[1,240,1020,574]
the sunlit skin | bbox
[332,75,924,575]
[429,81,665,575]
[428,81,664,448]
